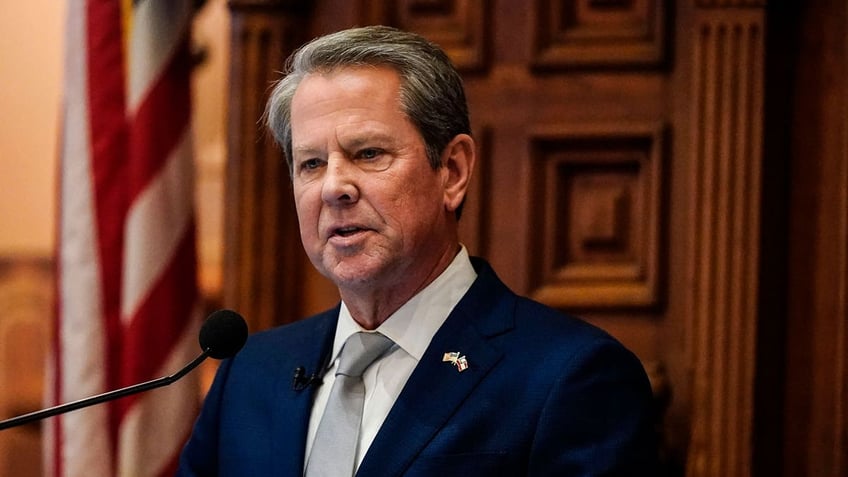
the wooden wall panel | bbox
[360,0,490,71]
[532,0,667,69]
[686,8,764,477]
[527,121,665,309]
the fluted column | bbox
[224,1,312,332]
[686,1,765,475]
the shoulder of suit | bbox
[511,295,618,344]
[242,307,338,351]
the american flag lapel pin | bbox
[442,351,469,372]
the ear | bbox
[440,134,476,215]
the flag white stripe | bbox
[121,133,195,322]
[128,0,193,113]
[55,0,112,474]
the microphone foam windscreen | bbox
[199,309,249,359]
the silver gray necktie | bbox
[305,332,394,477]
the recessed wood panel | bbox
[532,0,666,69]
[527,122,665,309]
[359,0,489,71]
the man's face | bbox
[289,66,454,294]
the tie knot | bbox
[336,332,394,378]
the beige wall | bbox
[0,0,230,293]
[0,1,65,256]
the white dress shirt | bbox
[303,246,477,471]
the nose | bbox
[321,156,359,206]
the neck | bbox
[340,243,461,330]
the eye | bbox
[354,148,394,172]
[357,148,382,160]
[300,158,323,171]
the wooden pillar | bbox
[686,1,766,475]
[224,1,312,332]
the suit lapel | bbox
[357,261,515,477]
[269,309,338,476]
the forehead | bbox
[290,66,418,149]
[291,66,403,114]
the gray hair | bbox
[265,25,471,175]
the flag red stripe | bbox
[127,38,192,203]
[115,226,198,420]
[86,0,128,449]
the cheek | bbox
[293,187,320,234]
[373,177,421,217]
[381,177,443,228]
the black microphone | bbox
[199,309,249,359]
[0,309,248,431]
[292,367,323,391]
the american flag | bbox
[45,0,201,475]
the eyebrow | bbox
[293,131,399,157]
[341,132,397,150]
[292,145,322,157]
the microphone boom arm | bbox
[0,348,211,431]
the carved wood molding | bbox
[686,10,764,477]
[359,0,490,71]
[526,121,666,310]
[531,0,667,69]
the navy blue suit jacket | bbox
[178,258,657,476]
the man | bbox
[178,25,657,476]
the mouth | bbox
[333,226,364,238]
[327,224,374,241]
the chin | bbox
[322,256,391,289]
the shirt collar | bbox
[330,246,477,366]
